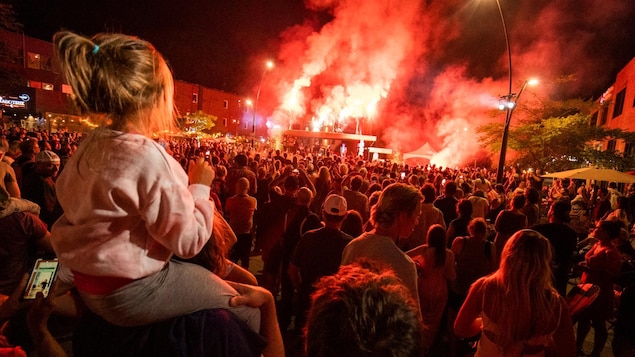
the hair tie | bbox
[92,45,99,54]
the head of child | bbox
[53,31,175,137]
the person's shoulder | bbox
[345,233,368,245]
[337,230,355,241]
[451,235,466,247]
[472,276,488,289]
[531,222,549,232]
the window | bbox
[613,88,626,118]
[222,118,227,126]
[28,80,42,89]
[42,83,54,91]
[590,111,598,126]
[27,52,41,69]
[41,56,52,71]
[62,84,72,94]
[223,100,229,109]
[607,139,616,152]
[599,106,609,126]
[192,93,198,104]
[625,142,635,158]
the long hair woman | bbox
[310,165,331,214]
[454,229,575,356]
[407,224,456,350]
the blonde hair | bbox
[484,229,559,353]
[297,187,314,206]
[371,183,422,230]
[53,31,175,136]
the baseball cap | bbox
[36,150,60,163]
[323,194,347,216]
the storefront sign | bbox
[0,93,31,109]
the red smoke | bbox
[255,0,632,168]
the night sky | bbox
[11,0,635,166]
[13,0,324,94]
[14,0,635,97]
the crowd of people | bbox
[1,29,635,357]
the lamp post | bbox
[252,60,274,146]
[245,98,253,136]
[493,0,514,185]
[496,78,539,183]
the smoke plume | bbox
[257,0,633,167]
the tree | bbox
[0,2,24,92]
[0,2,21,31]
[478,98,635,172]
[180,110,218,136]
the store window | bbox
[42,83,54,91]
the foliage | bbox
[180,110,218,135]
[477,98,635,172]
[0,3,24,91]
[0,3,22,31]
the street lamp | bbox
[493,0,514,185]
[496,78,538,182]
[245,98,253,135]
[252,60,274,146]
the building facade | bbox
[0,29,252,136]
[591,57,635,157]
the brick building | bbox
[0,29,252,136]
[591,57,635,158]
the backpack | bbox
[458,237,493,261]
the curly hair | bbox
[305,261,422,357]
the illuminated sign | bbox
[0,94,31,109]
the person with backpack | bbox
[449,218,497,311]
[448,218,498,356]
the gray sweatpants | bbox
[79,260,261,332]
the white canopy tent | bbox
[403,142,436,161]
[541,167,635,184]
